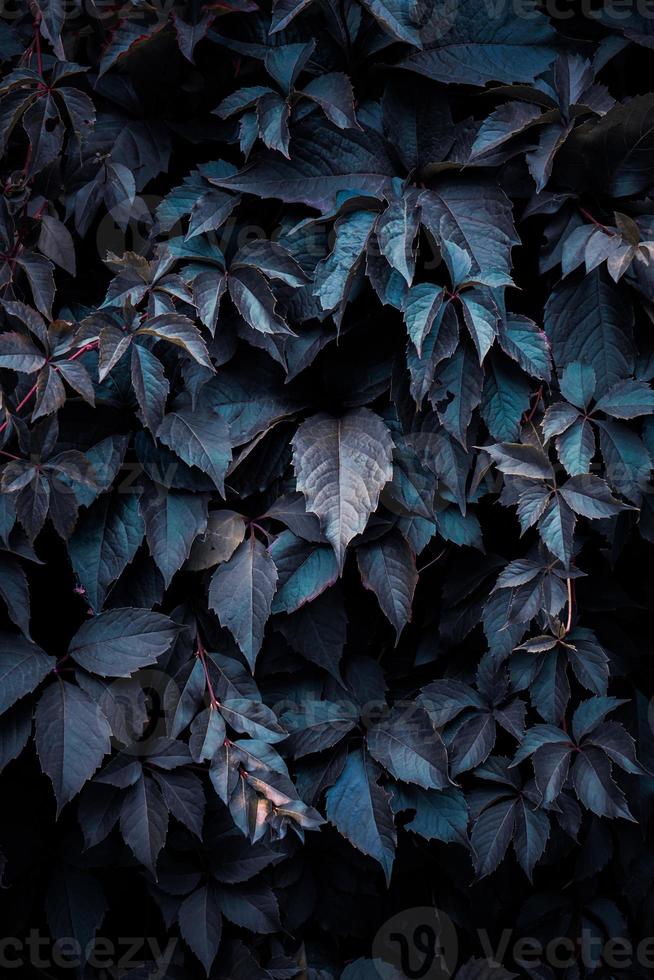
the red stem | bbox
[0,340,99,437]
[525,386,543,423]
[34,18,43,76]
[579,207,615,237]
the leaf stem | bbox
[417,547,447,573]
[196,636,219,710]
[525,386,543,423]
[0,340,99,437]
[579,207,615,237]
[564,577,574,634]
[34,16,43,77]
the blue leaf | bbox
[326,749,397,883]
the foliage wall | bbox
[2,2,654,978]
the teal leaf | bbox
[326,749,396,883]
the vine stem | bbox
[196,636,219,710]
[34,16,43,76]
[417,548,447,574]
[564,578,574,634]
[525,386,543,423]
[579,207,615,237]
[0,340,99,437]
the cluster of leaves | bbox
[2,2,654,979]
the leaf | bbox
[485,442,553,480]
[560,361,596,410]
[187,510,246,571]
[219,698,287,743]
[450,712,496,776]
[56,360,95,405]
[375,196,420,286]
[367,704,449,790]
[137,313,213,369]
[559,474,629,518]
[538,495,575,567]
[420,179,518,285]
[210,116,394,213]
[120,772,169,875]
[400,2,557,86]
[561,93,654,197]
[594,379,654,419]
[544,269,635,396]
[208,536,278,670]
[460,288,499,363]
[357,531,418,640]
[140,484,209,587]
[292,409,394,570]
[35,680,111,813]
[326,749,396,883]
[98,19,165,76]
[15,252,55,320]
[407,301,459,405]
[556,418,595,476]
[313,210,377,321]
[38,214,75,275]
[68,493,144,612]
[302,72,358,130]
[232,240,309,286]
[228,268,294,336]
[403,283,445,356]
[471,798,516,878]
[190,706,226,763]
[217,882,281,933]
[481,352,531,442]
[0,634,55,713]
[598,419,651,504]
[0,331,46,373]
[130,343,170,433]
[45,864,107,958]
[430,343,484,447]
[282,699,357,757]
[513,798,549,880]
[157,408,232,495]
[572,747,634,821]
[270,530,338,614]
[68,608,179,677]
[23,94,63,176]
[270,0,314,32]
[533,743,572,806]
[470,102,543,160]
[276,585,347,679]
[154,768,206,838]
[499,313,552,381]
[0,556,31,636]
[390,785,468,845]
[178,881,222,975]
[32,364,66,422]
